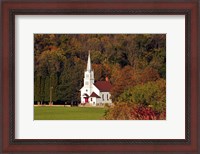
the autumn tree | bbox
[34,34,166,110]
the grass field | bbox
[34,106,106,120]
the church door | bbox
[85,97,88,103]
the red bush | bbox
[104,103,166,120]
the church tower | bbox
[83,51,94,97]
[80,51,112,105]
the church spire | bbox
[87,50,92,71]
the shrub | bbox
[104,102,133,120]
[118,79,166,113]
[104,103,166,120]
[130,105,165,120]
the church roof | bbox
[94,81,112,92]
[90,92,101,98]
[82,93,89,97]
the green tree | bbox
[44,76,50,102]
[40,77,45,103]
[34,76,41,103]
[118,79,166,112]
[50,74,59,102]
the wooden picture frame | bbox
[1,0,199,153]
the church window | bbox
[91,98,92,101]
[102,94,104,101]
[86,89,88,92]
[86,74,89,78]
[107,94,109,100]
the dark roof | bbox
[90,92,101,98]
[82,93,89,97]
[94,81,112,92]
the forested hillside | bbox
[34,34,166,119]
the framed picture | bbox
[1,0,199,153]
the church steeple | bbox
[83,51,94,96]
[87,50,92,71]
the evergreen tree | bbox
[34,76,41,102]
[44,76,50,102]
[40,77,45,104]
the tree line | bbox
[34,34,166,119]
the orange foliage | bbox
[135,67,160,84]
[110,66,135,101]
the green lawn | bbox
[34,106,106,120]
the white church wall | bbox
[92,85,100,96]
[80,85,112,105]
[89,97,96,106]
[96,98,102,106]
[80,87,89,103]
[100,92,112,104]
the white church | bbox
[80,51,112,106]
